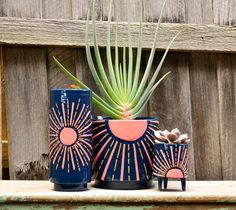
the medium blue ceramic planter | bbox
[49,89,92,191]
[153,143,189,191]
[92,117,159,190]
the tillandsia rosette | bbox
[154,128,190,144]
[53,0,180,120]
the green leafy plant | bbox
[53,0,179,119]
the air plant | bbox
[154,128,190,144]
[53,0,180,120]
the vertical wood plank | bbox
[185,0,213,24]
[42,0,72,19]
[189,53,222,180]
[2,0,42,18]
[186,0,220,180]
[1,4,4,179]
[2,0,49,180]
[216,54,236,180]
[72,0,90,20]
[0,0,2,176]
[113,0,139,22]
[0,0,2,16]
[0,47,2,179]
[214,1,236,180]
[72,0,102,25]
[146,0,195,180]
[3,47,49,180]
[143,0,185,23]
[213,0,236,26]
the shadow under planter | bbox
[92,118,159,190]
[49,89,92,191]
[153,143,189,191]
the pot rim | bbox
[93,116,158,121]
[155,142,189,146]
[50,88,91,92]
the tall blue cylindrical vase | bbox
[49,89,92,191]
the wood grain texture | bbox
[112,0,139,22]
[1,49,8,170]
[189,53,222,180]
[1,18,236,52]
[0,0,2,16]
[213,0,236,26]
[3,47,49,179]
[0,47,2,179]
[216,54,236,180]
[2,0,42,18]
[144,0,186,23]
[1,0,7,173]
[42,0,72,20]
[2,141,8,169]
[71,0,91,20]
[185,0,213,24]
[2,0,49,180]
[214,0,236,180]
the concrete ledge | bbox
[0,181,236,204]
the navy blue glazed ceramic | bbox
[153,143,189,191]
[49,89,92,191]
[92,118,159,190]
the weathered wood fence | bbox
[0,0,236,181]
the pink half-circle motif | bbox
[166,168,184,179]
[108,120,148,141]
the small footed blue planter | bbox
[153,143,189,191]
[49,89,92,191]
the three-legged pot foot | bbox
[157,177,186,191]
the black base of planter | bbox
[54,183,87,192]
[95,180,153,190]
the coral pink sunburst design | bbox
[49,99,92,173]
[92,120,159,181]
[153,144,188,178]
